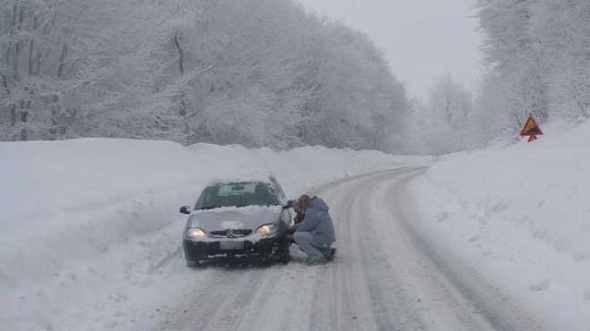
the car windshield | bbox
[194,182,279,210]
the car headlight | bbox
[256,224,277,236]
[186,228,207,239]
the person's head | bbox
[292,199,303,214]
[296,194,311,212]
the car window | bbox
[194,182,279,209]
[269,176,287,202]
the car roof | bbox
[208,180,268,187]
[206,174,278,187]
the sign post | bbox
[520,115,543,143]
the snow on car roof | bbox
[190,204,281,215]
[205,169,278,186]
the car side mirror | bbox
[179,206,192,215]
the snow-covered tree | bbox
[531,0,590,119]
[409,75,475,154]
[1,0,410,152]
[477,0,549,129]
[428,74,472,129]
[475,0,590,141]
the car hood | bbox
[187,205,282,232]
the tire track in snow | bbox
[153,267,265,331]
[347,171,426,331]
[306,186,359,331]
[336,174,399,331]
[388,172,546,331]
[148,245,182,274]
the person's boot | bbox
[305,257,327,266]
[327,247,337,262]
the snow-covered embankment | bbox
[410,120,590,330]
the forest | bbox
[1,0,589,154]
[413,0,590,154]
[0,0,407,151]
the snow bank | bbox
[0,138,427,330]
[410,120,590,330]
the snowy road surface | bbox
[150,169,546,331]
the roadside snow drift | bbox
[0,139,426,330]
[410,120,590,330]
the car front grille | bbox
[210,229,253,238]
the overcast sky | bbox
[296,0,484,99]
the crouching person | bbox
[290,195,336,265]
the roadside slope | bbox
[409,120,590,330]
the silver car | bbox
[180,176,292,267]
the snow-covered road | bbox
[150,169,546,331]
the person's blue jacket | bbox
[294,197,335,247]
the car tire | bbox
[277,243,291,264]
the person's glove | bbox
[286,199,295,208]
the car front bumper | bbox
[183,236,285,261]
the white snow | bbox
[409,119,590,330]
[0,138,426,330]
[2,118,589,330]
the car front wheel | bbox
[277,242,291,264]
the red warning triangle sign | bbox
[520,116,543,137]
